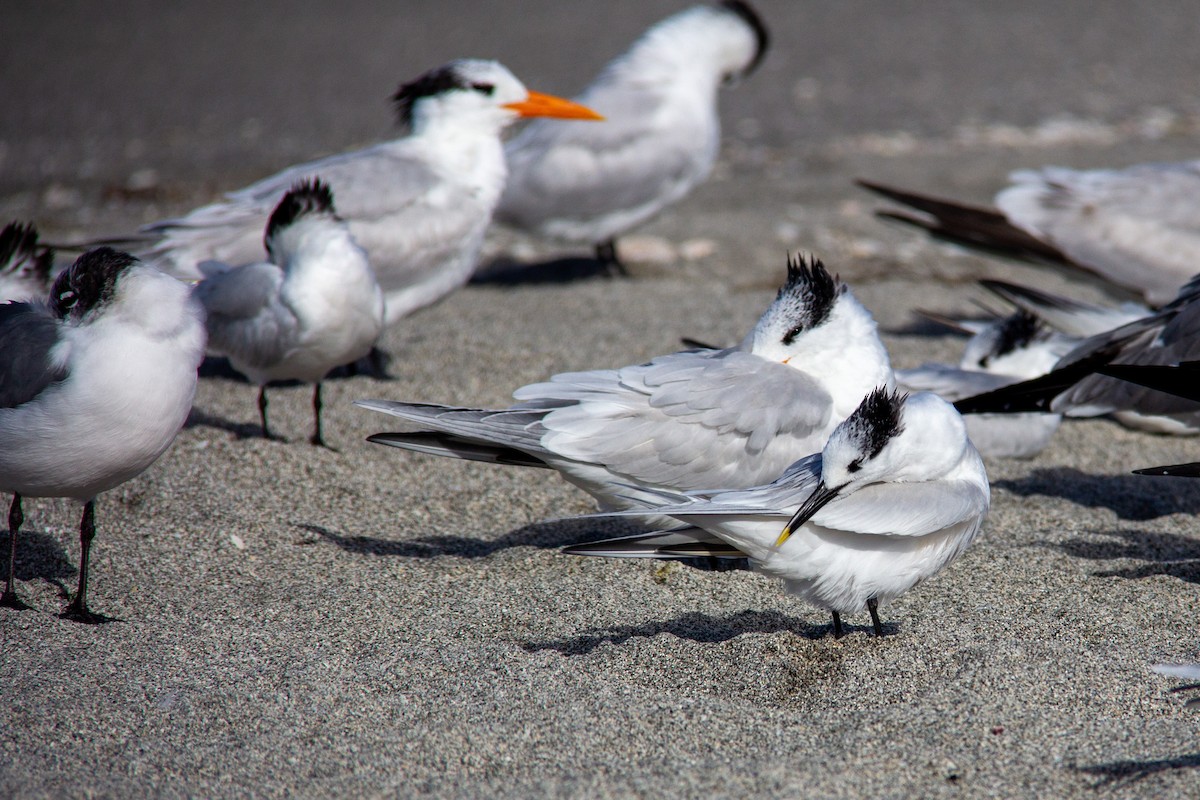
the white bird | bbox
[195,178,385,447]
[0,221,53,303]
[0,248,206,622]
[357,256,894,522]
[977,278,1148,338]
[127,59,600,325]
[858,165,1200,306]
[955,275,1200,434]
[899,308,1074,458]
[565,388,990,638]
[496,1,769,274]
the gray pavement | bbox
[2,2,1200,797]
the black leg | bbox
[309,383,327,448]
[256,386,284,441]
[367,346,393,381]
[62,500,101,623]
[594,239,628,278]
[867,597,883,636]
[1,493,29,610]
[831,610,844,639]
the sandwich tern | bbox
[358,256,893,521]
[496,1,769,274]
[0,248,205,621]
[195,178,385,446]
[565,388,990,637]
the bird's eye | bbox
[782,324,805,346]
[470,82,495,96]
[847,459,862,473]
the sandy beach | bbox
[3,2,1200,796]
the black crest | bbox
[0,221,53,284]
[264,178,336,254]
[720,0,770,77]
[779,254,843,344]
[984,309,1045,366]
[845,387,907,464]
[391,64,471,129]
[50,247,138,320]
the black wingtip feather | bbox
[1133,462,1200,478]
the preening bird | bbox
[194,178,386,446]
[122,59,601,325]
[565,388,990,638]
[0,248,206,622]
[358,256,893,523]
[496,1,769,274]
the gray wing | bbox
[997,162,1200,305]
[0,302,66,409]
[193,261,293,368]
[499,81,712,228]
[355,400,555,462]
[521,349,835,490]
[898,364,1019,401]
[808,479,989,538]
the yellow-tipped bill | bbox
[504,91,604,120]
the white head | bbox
[263,178,346,266]
[391,59,601,136]
[960,309,1072,379]
[743,256,893,400]
[778,389,973,543]
[617,1,769,85]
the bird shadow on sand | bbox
[300,518,750,574]
[184,406,267,440]
[1072,752,1200,789]
[520,608,837,655]
[471,255,615,285]
[1041,528,1200,585]
[995,469,1200,521]
[0,528,76,588]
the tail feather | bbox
[366,431,550,468]
[562,528,746,559]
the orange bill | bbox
[503,90,604,120]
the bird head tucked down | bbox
[264,178,340,264]
[391,59,602,135]
[745,255,844,358]
[50,247,139,321]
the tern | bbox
[898,308,1073,458]
[195,178,385,446]
[857,164,1200,306]
[496,1,769,274]
[0,221,53,303]
[0,248,205,621]
[124,60,601,325]
[565,388,990,638]
[358,256,893,522]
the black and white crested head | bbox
[718,0,770,78]
[758,254,845,348]
[391,59,522,131]
[0,221,53,284]
[50,247,139,321]
[981,310,1045,367]
[841,386,907,468]
[264,178,338,260]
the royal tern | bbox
[358,256,893,521]
[0,248,205,621]
[0,221,53,303]
[858,164,1200,306]
[898,309,1073,458]
[496,1,769,274]
[127,60,600,325]
[954,275,1200,434]
[195,179,385,446]
[565,388,990,638]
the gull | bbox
[357,256,894,522]
[564,388,990,637]
[0,248,205,622]
[124,60,600,325]
[195,178,385,446]
[857,164,1200,306]
[898,308,1073,458]
[496,1,769,274]
[953,275,1200,434]
[0,221,54,303]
